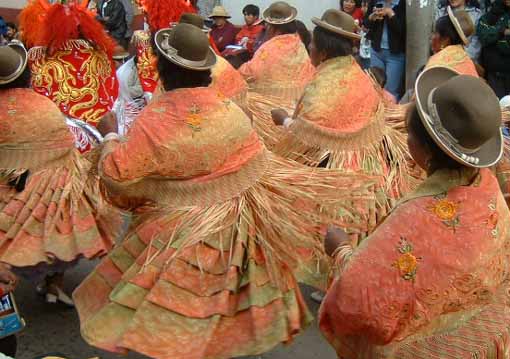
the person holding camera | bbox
[365,0,406,100]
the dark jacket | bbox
[97,0,127,42]
[365,0,406,54]
[477,0,510,73]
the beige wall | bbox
[0,0,26,9]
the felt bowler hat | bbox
[263,1,298,25]
[208,6,231,19]
[415,66,503,168]
[312,9,361,41]
[179,13,209,32]
[447,6,474,45]
[0,42,27,85]
[155,23,216,71]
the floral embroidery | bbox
[430,196,460,231]
[393,238,422,282]
[487,200,499,238]
[186,104,203,133]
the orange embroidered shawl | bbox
[28,40,118,126]
[239,33,315,148]
[239,33,314,94]
[0,89,75,170]
[275,56,412,199]
[100,87,263,204]
[426,45,478,77]
[211,56,248,108]
[319,168,510,358]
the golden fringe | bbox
[247,87,304,149]
[137,152,378,289]
[0,146,74,172]
[275,108,415,199]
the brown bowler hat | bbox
[263,1,298,25]
[447,6,474,45]
[415,66,503,168]
[155,23,216,71]
[312,9,361,41]
[0,42,27,85]
[179,13,209,32]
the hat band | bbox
[161,41,208,67]
[426,88,481,165]
[266,14,294,24]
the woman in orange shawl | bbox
[320,67,510,359]
[0,43,120,306]
[273,10,413,234]
[20,0,119,153]
[73,24,373,358]
[426,7,478,76]
[239,1,315,148]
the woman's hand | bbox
[97,112,118,136]
[271,108,289,126]
[324,226,351,257]
[0,263,17,296]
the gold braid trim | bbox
[102,150,271,207]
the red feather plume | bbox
[141,0,197,32]
[39,3,115,56]
[18,0,49,47]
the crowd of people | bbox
[0,0,510,358]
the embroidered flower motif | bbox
[392,238,422,282]
[186,104,203,132]
[432,199,458,220]
[430,197,460,231]
[487,200,499,238]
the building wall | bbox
[0,0,26,22]
[221,0,339,28]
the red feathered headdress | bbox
[140,0,197,32]
[20,0,115,56]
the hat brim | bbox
[415,66,503,168]
[208,14,231,19]
[0,42,28,85]
[155,29,217,71]
[312,17,361,41]
[263,7,298,25]
[447,6,469,46]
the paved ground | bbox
[13,260,337,359]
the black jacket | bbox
[365,0,406,54]
[97,0,127,42]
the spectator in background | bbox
[223,4,264,68]
[5,23,19,42]
[365,0,406,100]
[477,0,510,98]
[119,0,134,44]
[436,0,482,63]
[96,0,128,48]
[341,0,365,24]
[209,6,239,52]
